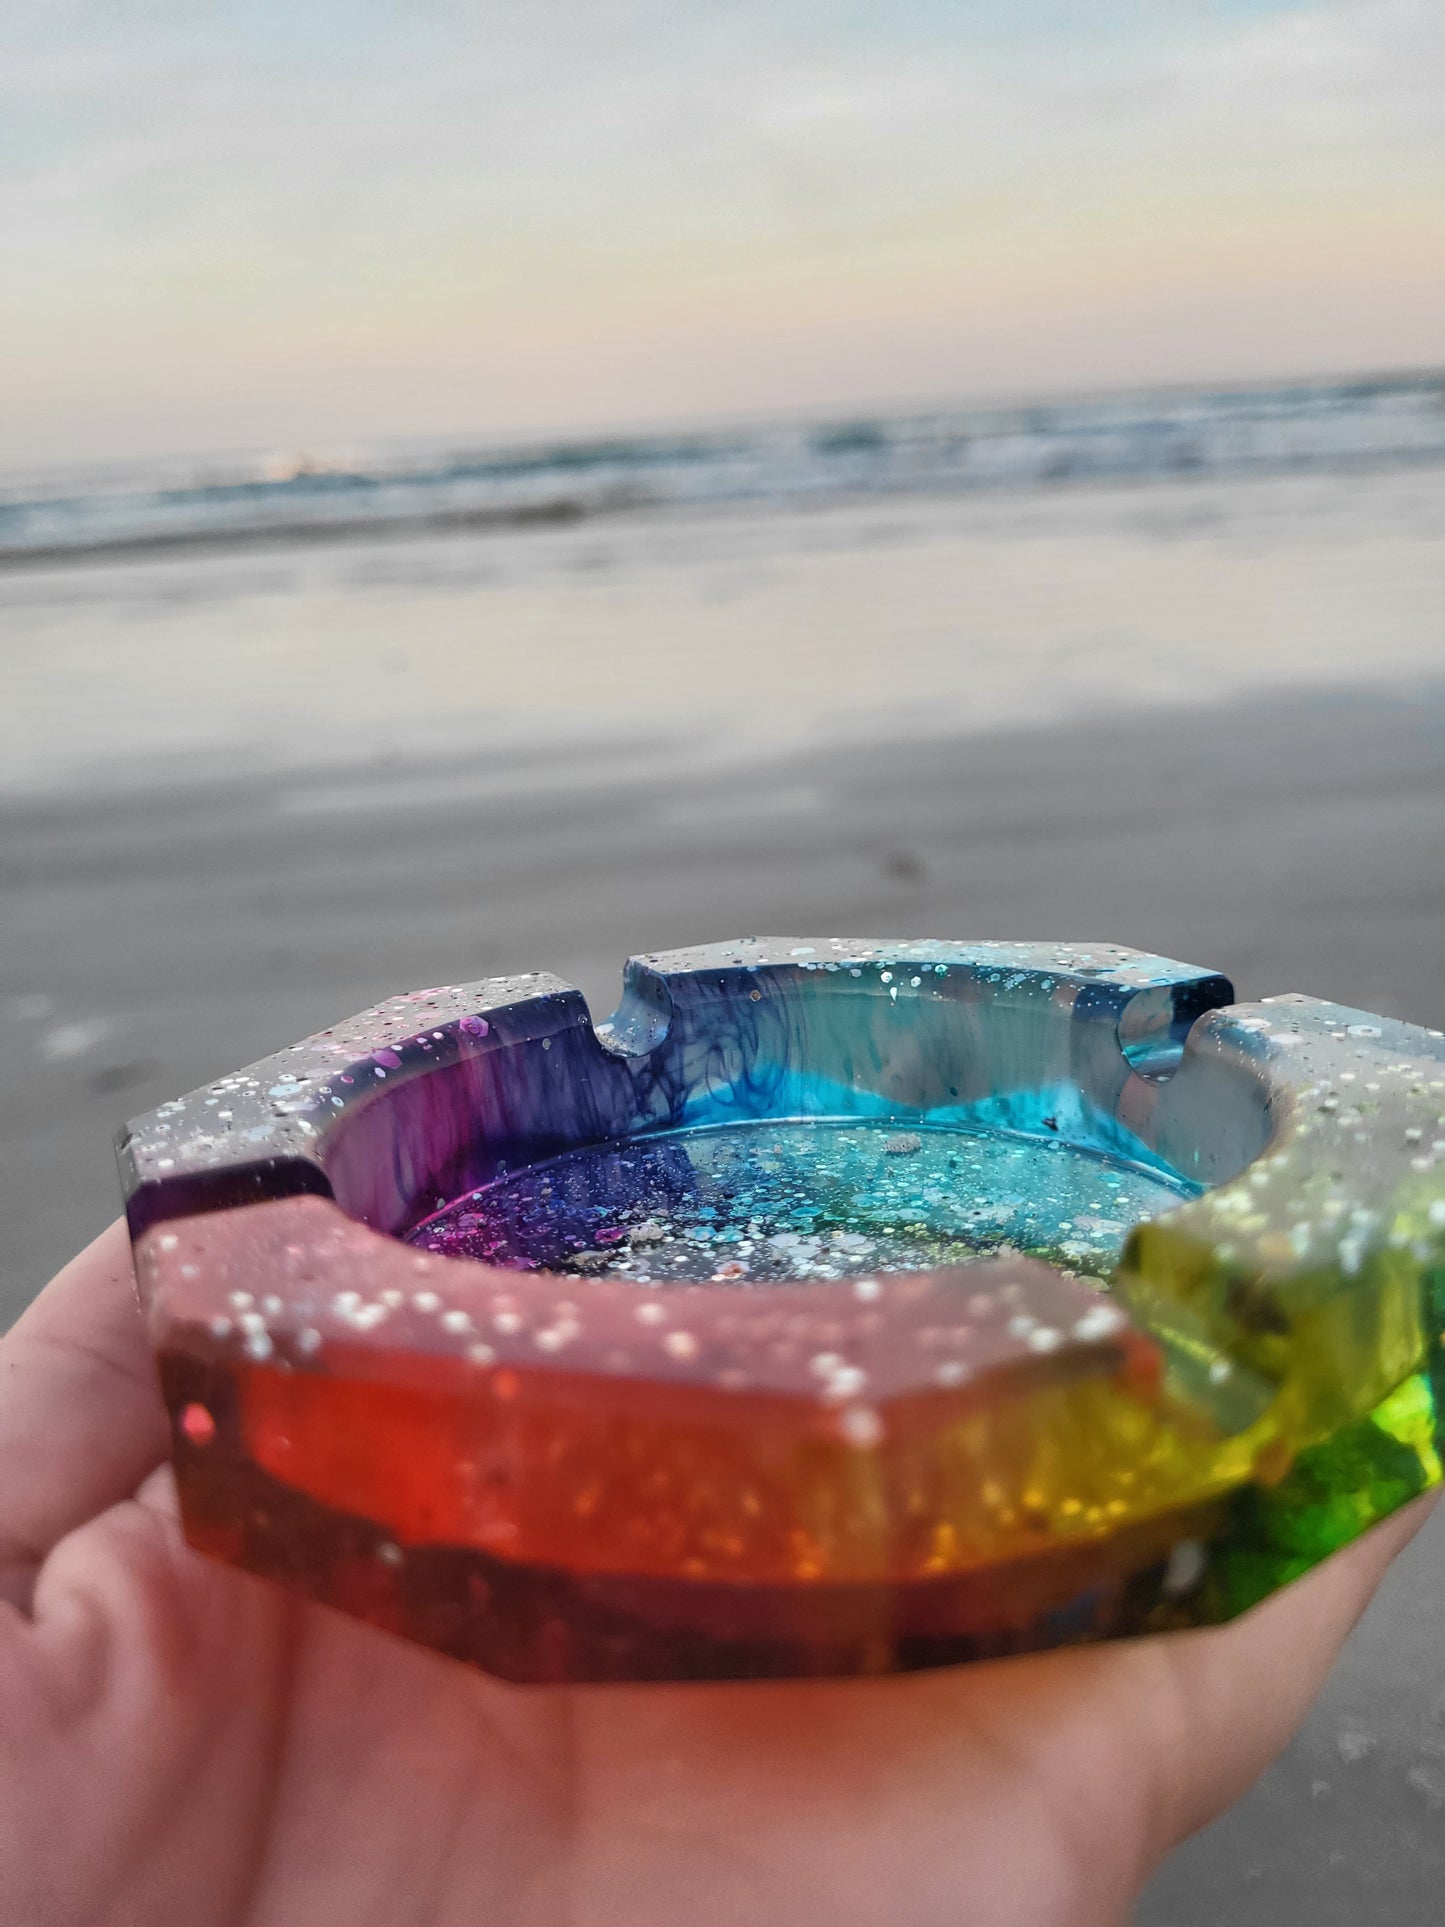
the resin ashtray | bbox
[118,940,1445,1682]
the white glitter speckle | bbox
[820,1364,868,1401]
[1073,1303,1126,1342]
[1162,1539,1207,1596]
[839,1406,883,1448]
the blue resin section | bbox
[407,1117,1199,1283]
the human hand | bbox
[0,1223,1431,1927]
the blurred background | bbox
[2,3,1443,1919]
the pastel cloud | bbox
[2,0,1442,465]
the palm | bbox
[0,1229,1428,1927]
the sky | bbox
[3,0,1444,468]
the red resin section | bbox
[130,1196,1225,1678]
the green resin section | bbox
[409,1118,1198,1283]
[1194,1373,1441,1622]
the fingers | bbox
[1130,1491,1440,1862]
[571,1495,1438,1927]
[0,1220,169,1606]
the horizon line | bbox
[5,357,1442,494]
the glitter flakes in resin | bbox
[408,1119,1197,1284]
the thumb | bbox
[1131,1491,1439,1864]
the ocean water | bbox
[2,372,1443,800]
[3,371,1442,567]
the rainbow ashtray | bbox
[118,941,1445,1681]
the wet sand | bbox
[3,685,1445,1922]
[5,677,1441,1309]
[4,465,1444,799]
[2,481,1443,1921]
[3,683,1443,1923]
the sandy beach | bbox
[4,679,1444,1923]
[3,456,1444,1923]
[8,0,1445,1911]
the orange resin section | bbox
[236,1351,1191,1585]
[131,1196,1246,1677]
